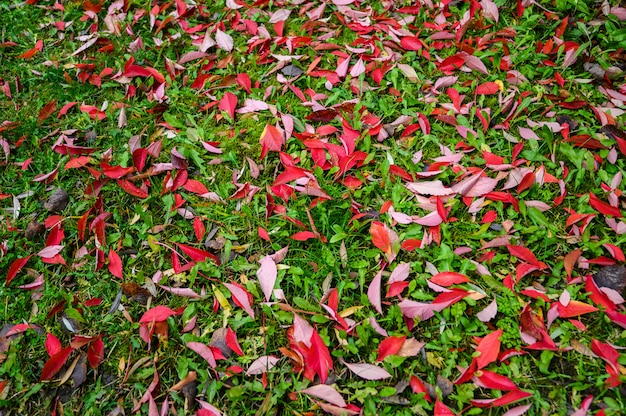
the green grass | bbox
[1,0,626,415]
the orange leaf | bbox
[370,221,391,253]
[475,81,500,95]
[38,99,57,123]
[557,300,598,318]
[563,249,581,279]
[475,330,502,369]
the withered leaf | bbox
[44,188,69,213]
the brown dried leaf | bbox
[44,188,69,213]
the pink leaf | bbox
[223,283,255,317]
[342,361,392,380]
[246,355,279,375]
[367,269,383,314]
[477,299,498,322]
[36,245,64,259]
[480,0,499,23]
[406,180,454,196]
[257,255,277,302]
[502,404,532,416]
[215,29,233,52]
[301,384,346,408]
[293,313,314,346]
[388,262,411,283]
[187,342,217,368]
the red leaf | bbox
[6,255,32,286]
[507,244,547,269]
[475,81,500,95]
[40,347,73,381]
[430,272,470,286]
[306,329,333,383]
[434,399,457,415]
[38,99,57,123]
[219,92,237,118]
[589,192,622,217]
[87,335,104,368]
[471,390,532,407]
[236,73,252,93]
[475,330,502,369]
[139,305,177,323]
[226,327,244,356]
[591,339,620,372]
[101,164,134,179]
[409,375,432,401]
[45,333,62,357]
[258,226,271,242]
[400,36,423,51]
[259,124,283,160]
[176,243,219,264]
[117,179,149,198]
[291,231,317,241]
[603,244,626,262]
[370,221,391,253]
[181,179,207,195]
[474,370,518,391]
[193,217,206,242]
[557,300,598,318]
[57,101,78,118]
[377,335,407,361]
[108,249,123,279]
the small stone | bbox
[593,265,626,293]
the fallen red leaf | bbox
[430,272,471,286]
[40,347,73,381]
[377,335,407,361]
[6,255,32,286]
[87,335,104,368]
[108,249,123,279]
[139,305,177,323]
[259,124,283,159]
[305,329,333,383]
